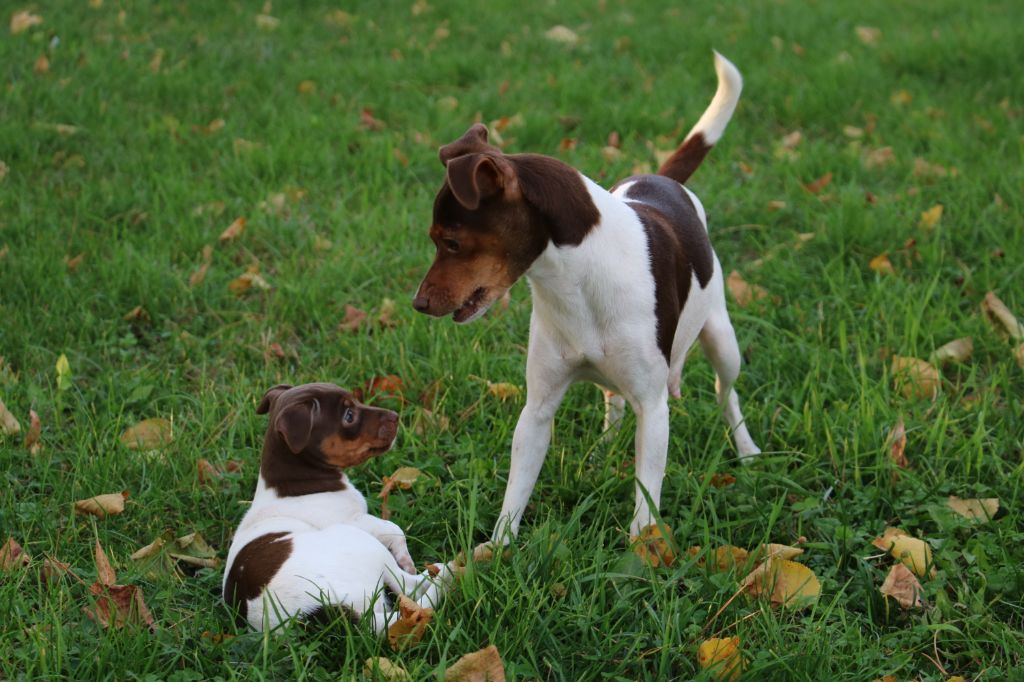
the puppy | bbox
[222,382,449,632]
[412,52,760,541]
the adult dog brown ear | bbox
[446,154,507,210]
[438,123,498,164]
[256,384,293,415]
[275,401,315,454]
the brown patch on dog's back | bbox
[223,532,293,625]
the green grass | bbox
[2,0,1022,679]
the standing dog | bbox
[412,52,760,541]
[223,383,449,631]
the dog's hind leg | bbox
[699,312,760,460]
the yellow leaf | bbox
[980,291,1024,340]
[741,557,821,608]
[444,645,507,682]
[872,527,936,578]
[487,382,522,401]
[891,356,940,400]
[297,80,317,95]
[387,595,432,651]
[630,524,676,568]
[74,491,128,518]
[751,543,804,562]
[120,417,172,450]
[363,657,409,680]
[930,337,973,365]
[0,398,21,435]
[56,353,72,391]
[879,562,924,609]
[697,637,744,682]
[946,496,999,522]
[218,216,246,243]
[10,10,43,34]
[869,252,895,276]
[388,467,423,489]
[919,204,943,230]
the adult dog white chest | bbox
[222,383,448,632]
[413,52,761,539]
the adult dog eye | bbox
[442,239,460,253]
[343,408,355,424]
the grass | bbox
[1,0,1022,679]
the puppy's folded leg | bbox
[699,312,760,460]
[351,515,417,574]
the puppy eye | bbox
[442,239,460,253]
[343,408,356,424]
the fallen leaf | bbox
[387,595,432,651]
[741,557,821,608]
[726,271,770,307]
[40,556,73,584]
[946,496,999,522]
[558,137,577,152]
[843,125,864,138]
[708,472,736,488]
[123,305,149,322]
[869,252,895,276]
[919,204,943,230]
[363,657,409,680]
[10,10,43,34]
[697,637,744,682]
[891,356,940,400]
[890,89,913,105]
[189,261,210,288]
[25,409,41,454]
[201,118,225,135]
[927,337,971,366]
[872,527,936,578]
[338,304,368,332]
[751,543,804,562]
[378,298,398,328]
[631,523,676,568]
[218,216,246,243]
[803,171,833,194]
[888,417,909,470]
[707,545,749,572]
[120,417,172,450]
[855,26,882,46]
[379,467,425,520]
[55,353,72,391]
[171,532,219,568]
[980,291,1024,340]
[74,491,129,518]
[487,382,521,401]
[544,25,579,46]
[1,537,30,570]
[780,130,803,149]
[297,79,317,94]
[228,270,270,294]
[65,253,84,272]
[361,108,386,131]
[362,375,404,402]
[33,54,49,74]
[864,147,895,169]
[913,158,951,179]
[94,540,117,586]
[197,458,242,484]
[879,563,924,609]
[0,398,21,435]
[445,645,506,682]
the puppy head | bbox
[257,383,399,470]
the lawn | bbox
[1,0,1022,679]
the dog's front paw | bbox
[394,550,416,575]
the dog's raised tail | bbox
[657,51,743,185]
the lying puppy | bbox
[412,52,760,541]
[223,382,449,631]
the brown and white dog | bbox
[412,52,761,541]
[222,383,450,632]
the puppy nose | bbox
[378,411,399,438]
[412,295,430,312]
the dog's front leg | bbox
[630,391,670,537]
[350,515,416,574]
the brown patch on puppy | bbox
[256,383,399,497]
[223,532,292,625]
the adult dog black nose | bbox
[412,295,430,312]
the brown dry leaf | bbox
[361,108,386,131]
[387,595,432,651]
[919,204,943,230]
[1,537,30,570]
[864,146,895,169]
[741,557,821,608]
[218,216,246,243]
[872,527,936,578]
[74,491,129,518]
[11,10,43,34]
[120,417,172,450]
[697,637,744,682]
[855,26,881,45]
[378,467,424,520]
[33,54,49,74]
[869,252,895,276]
[558,138,577,152]
[487,382,522,401]
[544,25,579,46]
[879,562,924,609]
[25,409,41,455]
[913,158,951,179]
[803,172,833,194]
[362,375,404,402]
[891,356,940,400]
[726,271,769,307]
[980,291,1024,340]
[40,556,74,584]
[189,261,210,288]
[631,523,676,568]
[709,545,749,572]
[338,304,368,333]
[445,644,507,682]
[946,496,999,522]
[0,398,21,435]
[202,118,225,135]
[377,298,399,328]
[708,472,736,488]
[930,337,973,365]
[888,417,909,470]
[66,253,85,272]
[363,657,409,680]
[780,130,803,149]
[228,269,270,295]
[751,543,804,563]
[123,305,149,322]
[85,581,156,631]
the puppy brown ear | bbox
[275,401,315,454]
[438,123,496,165]
[256,384,293,415]
[446,154,506,210]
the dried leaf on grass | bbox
[363,657,409,680]
[919,204,944,230]
[74,491,128,518]
[872,527,936,578]
[863,146,895,169]
[338,304,368,332]
[84,541,155,631]
[131,530,220,578]
[11,10,43,34]
[930,337,973,365]
[631,523,676,568]
[891,356,940,400]
[486,382,521,401]
[361,375,405,402]
[197,458,241,485]
[445,644,506,682]
[544,25,579,46]
[887,417,909,470]
[1,537,31,570]
[387,595,432,651]
[120,417,172,450]
[879,563,924,609]
[869,252,895,276]
[25,409,41,454]
[697,637,744,682]
[378,298,399,328]
[803,172,833,194]
[0,398,21,435]
[981,292,1024,340]
[726,271,770,307]
[228,267,270,294]
[946,496,999,522]
[218,216,246,243]
[379,467,425,520]
[741,558,821,608]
